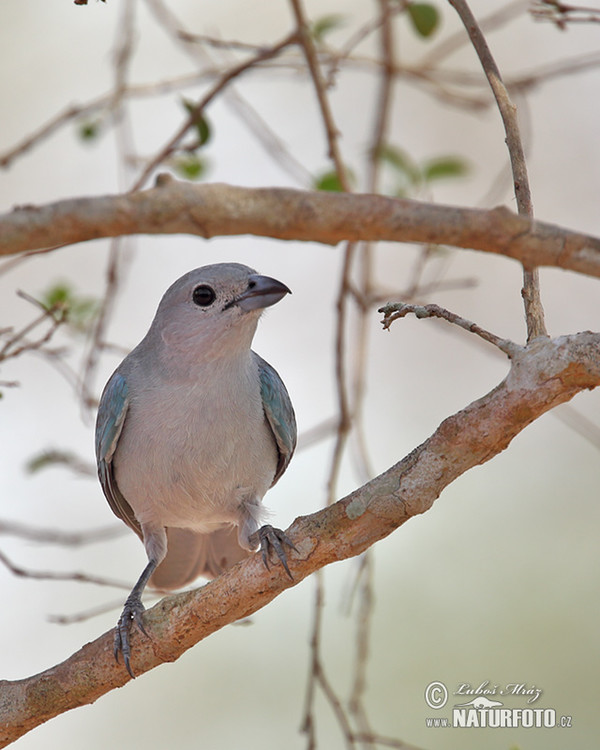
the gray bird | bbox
[95,263,296,677]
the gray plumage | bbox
[95,263,296,675]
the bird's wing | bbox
[255,353,297,486]
[95,371,142,538]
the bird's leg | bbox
[115,558,157,679]
[251,524,297,580]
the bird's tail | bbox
[150,526,251,591]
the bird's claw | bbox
[252,524,297,580]
[114,594,148,679]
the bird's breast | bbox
[112,363,277,530]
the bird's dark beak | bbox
[235,274,291,312]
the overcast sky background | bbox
[1,1,599,749]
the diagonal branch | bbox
[1,330,598,746]
[2,179,600,279]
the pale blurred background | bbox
[0,1,599,748]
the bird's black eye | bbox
[192,284,216,307]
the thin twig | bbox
[0,298,66,362]
[0,549,131,589]
[421,0,528,68]
[348,553,375,747]
[289,0,351,190]
[379,301,520,357]
[288,9,358,744]
[301,571,324,750]
[344,7,396,742]
[448,0,548,342]
[351,0,396,487]
[143,0,311,185]
[48,598,135,625]
[130,28,298,190]
[79,239,123,413]
[0,520,126,545]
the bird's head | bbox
[148,262,291,358]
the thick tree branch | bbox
[1,330,599,745]
[2,178,600,279]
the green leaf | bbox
[182,99,212,146]
[26,451,63,474]
[407,3,440,38]
[314,172,343,192]
[311,14,346,42]
[376,144,422,187]
[78,120,101,141]
[313,168,354,192]
[173,154,206,181]
[423,156,469,182]
[42,283,72,309]
[41,283,99,332]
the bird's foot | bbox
[114,593,149,679]
[251,524,297,580]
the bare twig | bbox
[301,571,323,750]
[289,0,351,190]
[448,0,548,342]
[348,553,376,746]
[143,0,311,185]
[343,4,396,742]
[79,239,124,413]
[0,294,66,363]
[421,0,528,68]
[0,549,131,589]
[129,29,298,190]
[0,519,125,545]
[531,1,600,27]
[48,598,136,625]
[379,301,520,357]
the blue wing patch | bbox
[95,372,142,538]
[255,353,297,486]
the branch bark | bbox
[1,330,599,745]
[2,177,600,279]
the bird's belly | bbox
[113,385,277,531]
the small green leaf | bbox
[313,168,354,192]
[173,154,206,181]
[26,450,80,474]
[41,283,99,332]
[311,14,346,42]
[78,120,101,141]
[42,283,71,309]
[407,3,440,38]
[376,144,422,187]
[26,451,61,474]
[182,99,212,146]
[423,156,469,182]
[315,172,343,192]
